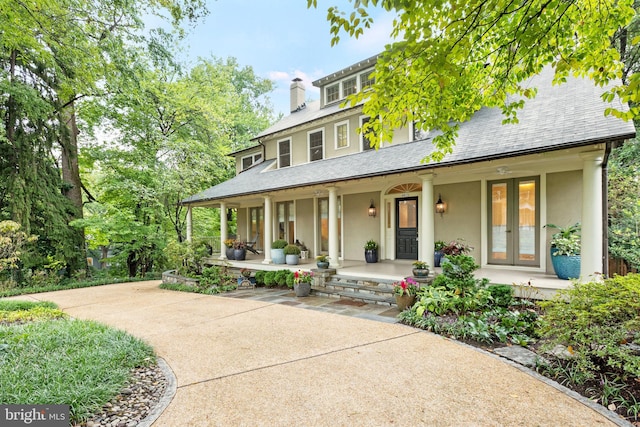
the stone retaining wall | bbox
[161,270,199,287]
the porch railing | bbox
[196,235,222,255]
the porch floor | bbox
[209,252,572,299]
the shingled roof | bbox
[182,67,635,205]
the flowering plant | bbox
[412,260,429,269]
[232,239,246,250]
[392,277,418,296]
[316,254,329,262]
[224,239,234,248]
[294,270,313,284]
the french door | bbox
[249,207,264,250]
[488,177,539,266]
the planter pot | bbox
[225,247,235,260]
[285,254,299,265]
[271,248,285,264]
[316,261,330,269]
[294,282,311,297]
[550,248,581,280]
[434,250,443,267]
[365,248,378,263]
[233,248,246,261]
[395,294,416,311]
[412,268,430,277]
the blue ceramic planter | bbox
[550,248,580,280]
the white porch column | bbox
[186,206,193,243]
[328,187,340,268]
[420,173,435,268]
[219,202,228,260]
[580,151,604,279]
[262,196,273,264]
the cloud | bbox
[268,69,323,98]
[344,11,396,55]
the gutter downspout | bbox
[601,141,614,278]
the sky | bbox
[176,0,397,116]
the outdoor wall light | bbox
[435,194,446,216]
[368,199,377,218]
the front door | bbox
[488,177,540,266]
[396,197,418,259]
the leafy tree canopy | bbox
[309,0,637,161]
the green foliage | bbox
[608,139,640,270]
[284,244,301,255]
[274,269,290,286]
[311,0,638,161]
[264,271,276,287]
[538,274,640,383]
[0,221,38,287]
[433,254,488,297]
[487,284,514,307]
[364,239,378,250]
[271,240,288,249]
[286,272,295,288]
[0,319,155,423]
[163,240,210,277]
[545,223,581,256]
[254,270,266,285]
[0,277,137,298]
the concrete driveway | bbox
[10,281,624,426]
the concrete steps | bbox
[312,274,397,306]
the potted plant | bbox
[393,277,418,311]
[316,254,330,269]
[364,239,378,263]
[224,238,235,260]
[270,239,288,264]
[232,239,246,261]
[434,240,446,267]
[545,223,581,280]
[441,238,473,256]
[293,270,313,297]
[284,244,301,265]
[411,261,430,277]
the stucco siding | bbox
[434,181,482,264]
[295,199,314,256]
[545,170,582,274]
[343,192,381,261]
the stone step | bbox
[312,286,395,306]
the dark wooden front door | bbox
[396,198,418,259]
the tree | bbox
[76,56,274,276]
[1,0,207,274]
[309,0,637,161]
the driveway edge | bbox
[138,358,177,427]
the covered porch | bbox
[207,251,573,299]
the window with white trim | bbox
[342,77,357,97]
[278,139,291,168]
[241,152,263,170]
[308,129,324,162]
[335,121,349,149]
[360,71,375,90]
[326,83,339,103]
[360,116,374,151]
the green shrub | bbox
[286,272,295,288]
[275,270,289,286]
[538,274,640,383]
[487,284,514,307]
[271,239,288,249]
[433,254,488,296]
[264,271,276,287]
[284,244,301,255]
[254,270,266,285]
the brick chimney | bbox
[290,78,305,113]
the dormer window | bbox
[326,84,340,103]
[360,71,375,90]
[241,152,262,170]
[342,77,357,97]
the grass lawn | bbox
[0,301,155,423]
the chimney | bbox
[290,78,305,113]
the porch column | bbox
[328,186,340,268]
[186,206,193,243]
[580,151,604,279]
[262,195,273,264]
[219,202,228,260]
[420,173,435,268]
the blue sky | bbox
[177,1,396,115]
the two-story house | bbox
[181,54,635,283]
